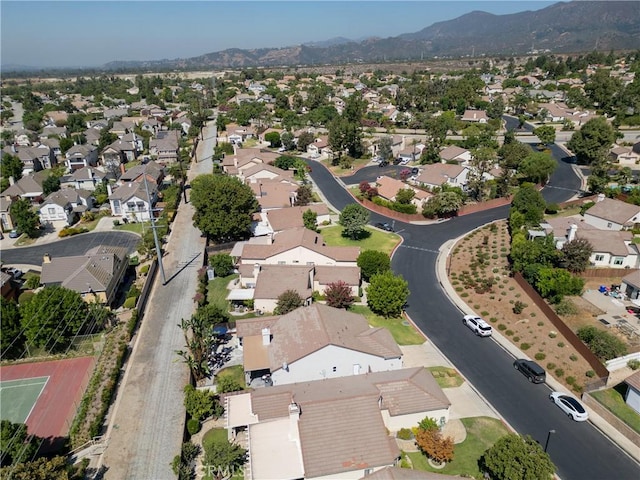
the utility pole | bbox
[143,174,166,284]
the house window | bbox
[278,261,286,265]
[127,202,135,211]
[332,366,337,372]
[48,208,56,214]
[607,222,613,228]
[595,255,605,262]
[613,257,624,266]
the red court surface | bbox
[0,356,95,439]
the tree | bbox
[533,125,556,145]
[264,131,281,148]
[209,253,235,277]
[415,427,454,465]
[377,136,393,162]
[339,203,370,240]
[426,191,463,218]
[566,117,617,165]
[20,286,89,352]
[0,455,71,480]
[203,437,246,477]
[273,155,298,170]
[0,298,23,359]
[467,146,496,201]
[0,420,41,466]
[217,375,244,394]
[9,198,40,238]
[357,250,391,283]
[395,188,415,205]
[280,131,295,151]
[561,238,593,273]
[499,141,531,170]
[294,184,313,207]
[481,434,555,480]
[297,131,315,152]
[534,267,584,303]
[518,151,556,185]
[42,175,60,196]
[302,209,318,231]
[324,281,355,309]
[191,174,259,242]
[274,289,304,315]
[0,154,23,181]
[509,232,559,273]
[183,384,217,423]
[511,183,546,226]
[577,326,628,361]
[366,271,409,318]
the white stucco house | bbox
[38,189,94,224]
[583,196,640,231]
[107,182,158,222]
[235,303,402,386]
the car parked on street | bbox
[513,359,546,383]
[462,314,492,337]
[549,391,589,421]
[8,230,19,238]
[375,222,393,232]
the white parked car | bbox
[549,392,589,422]
[462,314,493,337]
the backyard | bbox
[590,384,640,434]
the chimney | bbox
[262,327,271,345]
[567,224,578,242]
[597,193,605,202]
[43,253,51,264]
[267,232,274,245]
[8,176,15,186]
[253,263,261,279]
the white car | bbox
[549,391,589,422]
[462,314,493,337]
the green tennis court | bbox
[0,376,49,424]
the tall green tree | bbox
[42,175,61,196]
[481,434,555,480]
[294,184,313,207]
[274,289,304,315]
[566,117,617,165]
[357,250,391,282]
[339,203,370,240]
[1,420,41,466]
[533,125,556,145]
[183,384,217,423]
[0,154,23,181]
[0,298,24,359]
[366,271,409,318]
[190,174,259,242]
[302,209,318,231]
[209,253,235,277]
[518,151,556,185]
[20,286,89,353]
[0,455,71,480]
[377,136,393,162]
[511,183,546,226]
[9,198,39,238]
[560,238,593,273]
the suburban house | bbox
[621,270,640,300]
[223,367,450,479]
[149,130,180,164]
[610,146,640,166]
[71,166,106,191]
[238,227,359,267]
[439,145,472,164]
[118,161,164,186]
[375,176,432,209]
[540,217,640,269]
[414,164,469,189]
[583,196,640,231]
[38,189,94,224]
[240,163,294,184]
[222,149,278,177]
[461,110,489,123]
[108,181,158,222]
[40,245,129,305]
[623,370,640,414]
[101,135,141,167]
[235,303,403,385]
[249,179,300,211]
[307,137,330,157]
[261,204,330,232]
[0,171,47,202]
[2,145,54,174]
[65,144,99,171]
[0,197,15,232]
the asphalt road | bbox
[1,231,140,266]
[305,146,640,478]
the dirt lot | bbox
[448,221,601,393]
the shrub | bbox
[548,331,557,338]
[535,353,546,361]
[585,370,596,378]
[569,354,578,362]
[577,326,628,361]
[557,342,565,348]
[124,296,137,309]
[520,343,531,351]
[545,203,560,214]
[397,428,414,440]
[566,376,576,385]
[139,264,150,275]
[505,330,514,336]
[187,418,201,436]
[628,359,640,370]
[513,301,526,314]
[555,368,565,378]
[18,291,35,304]
[554,298,578,316]
[113,219,121,226]
[498,324,507,331]
[489,317,498,323]
[481,311,490,317]
[513,336,520,342]
[547,362,556,370]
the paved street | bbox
[307,143,640,479]
[100,121,216,479]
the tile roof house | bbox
[240,163,294,184]
[149,130,180,164]
[0,171,47,202]
[583,196,640,231]
[40,245,129,305]
[262,204,330,232]
[610,146,640,166]
[439,146,472,164]
[375,176,432,209]
[65,145,99,171]
[71,166,106,191]
[38,188,93,224]
[414,164,469,189]
[461,110,489,123]
[239,226,359,266]
[235,303,403,385]
[108,181,158,222]
[101,135,141,168]
[249,178,300,211]
[364,467,460,480]
[224,366,450,479]
[118,161,164,186]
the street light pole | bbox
[544,429,555,453]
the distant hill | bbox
[4,1,639,73]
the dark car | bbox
[513,359,546,383]
[375,222,393,232]
[8,230,19,238]
[378,160,389,167]
[411,167,419,175]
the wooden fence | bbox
[513,272,610,380]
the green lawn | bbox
[320,225,400,256]
[590,385,640,434]
[321,157,372,176]
[349,305,424,345]
[404,417,510,477]
[207,274,238,310]
[217,365,246,390]
[202,428,244,480]
[115,222,148,235]
[427,366,464,388]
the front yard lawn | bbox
[320,225,400,256]
[404,417,510,477]
[207,274,238,311]
[590,385,640,434]
[349,305,424,345]
[115,222,148,235]
[427,366,464,388]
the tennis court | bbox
[0,376,49,424]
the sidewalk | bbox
[436,234,640,463]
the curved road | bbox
[306,146,639,479]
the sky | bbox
[1,1,559,68]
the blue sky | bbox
[1,1,557,68]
